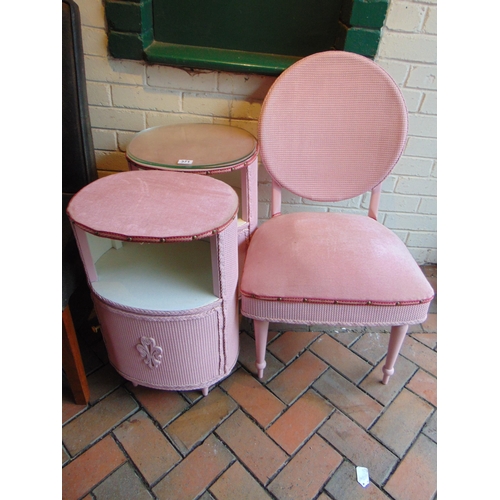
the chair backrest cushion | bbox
[259,51,407,202]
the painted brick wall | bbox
[74,0,437,264]
[376,0,437,264]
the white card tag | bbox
[356,466,370,488]
[177,159,193,165]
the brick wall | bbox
[376,0,437,264]
[75,0,437,264]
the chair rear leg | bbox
[254,319,269,379]
[382,324,409,385]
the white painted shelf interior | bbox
[88,234,217,311]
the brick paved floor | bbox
[62,265,437,500]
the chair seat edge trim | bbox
[240,291,434,307]
[240,296,431,326]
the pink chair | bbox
[240,51,434,384]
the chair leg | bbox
[62,305,90,405]
[254,319,269,379]
[382,324,409,385]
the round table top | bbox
[126,123,257,171]
[67,170,239,242]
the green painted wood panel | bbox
[344,28,381,57]
[145,42,301,75]
[105,0,389,74]
[153,0,342,57]
[350,0,389,29]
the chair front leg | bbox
[254,319,269,379]
[382,324,409,384]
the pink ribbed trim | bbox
[241,295,431,327]
[91,288,221,317]
[111,364,237,392]
[71,215,237,244]
[240,291,432,307]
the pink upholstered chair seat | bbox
[241,212,434,326]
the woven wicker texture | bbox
[259,51,407,202]
[93,294,227,390]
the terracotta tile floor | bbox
[63,265,437,500]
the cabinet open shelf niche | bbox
[88,234,217,311]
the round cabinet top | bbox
[126,123,258,171]
[67,170,239,242]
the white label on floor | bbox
[356,466,370,488]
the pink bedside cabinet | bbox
[126,123,259,275]
[67,170,240,396]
